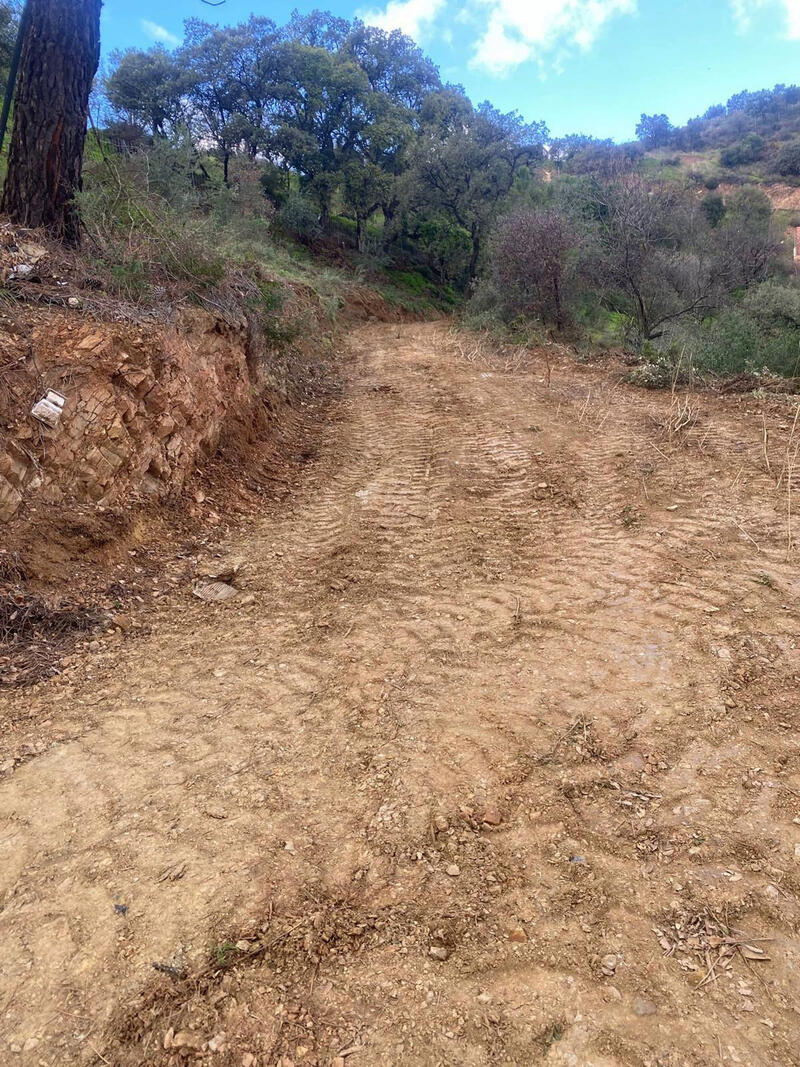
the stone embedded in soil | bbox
[434,815,449,832]
[429,945,451,960]
[600,953,618,975]
[445,863,460,877]
[171,1030,205,1049]
[509,927,528,943]
[482,806,503,826]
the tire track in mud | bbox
[1,323,800,1066]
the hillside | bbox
[622,84,800,208]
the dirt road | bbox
[2,323,800,1066]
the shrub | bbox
[701,194,726,227]
[78,149,225,299]
[488,207,573,328]
[275,194,322,240]
[719,134,765,167]
[774,140,800,177]
[694,308,759,375]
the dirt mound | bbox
[342,286,432,323]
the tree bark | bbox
[1,0,102,245]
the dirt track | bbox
[2,323,800,1066]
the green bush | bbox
[774,140,800,177]
[719,134,765,167]
[701,193,726,227]
[275,194,322,240]
[654,287,800,380]
[695,308,760,375]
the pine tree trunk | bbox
[0,0,102,245]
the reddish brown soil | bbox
[2,324,800,1067]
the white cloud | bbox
[141,19,180,47]
[359,0,446,39]
[470,0,637,75]
[731,0,800,38]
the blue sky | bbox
[100,0,800,141]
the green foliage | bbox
[719,133,765,167]
[0,0,18,89]
[774,140,800,177]
[650,280,800,379]
[701,194,726,227]
[275,193,322,240]
[635,113,674,148]
[78,143,226,300]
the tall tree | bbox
[1,0,102,243]
[106,46,187,139]
[410,91,547,278]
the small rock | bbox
[332,1059,346,1067]
[429,944,451,960]
[242,1055,256,1067]
[632,998,657,1017]
[434,815,449,832]
[202,805,228,820]
[201,560,243,583]
[600,953,618,976]
[482,806,502,826]
[172,1030,204,1050]
[508,926,528,943]
[163,1027,174,1050]
[67,296,83,309]
[445,863,460,877]
[606,985,622,1002]
[208,1032,227,1052]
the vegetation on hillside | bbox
[0,2,798,383]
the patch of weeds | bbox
[211,941,240,968]
[538,1019,567,1053]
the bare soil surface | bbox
[2,323,800,1067]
